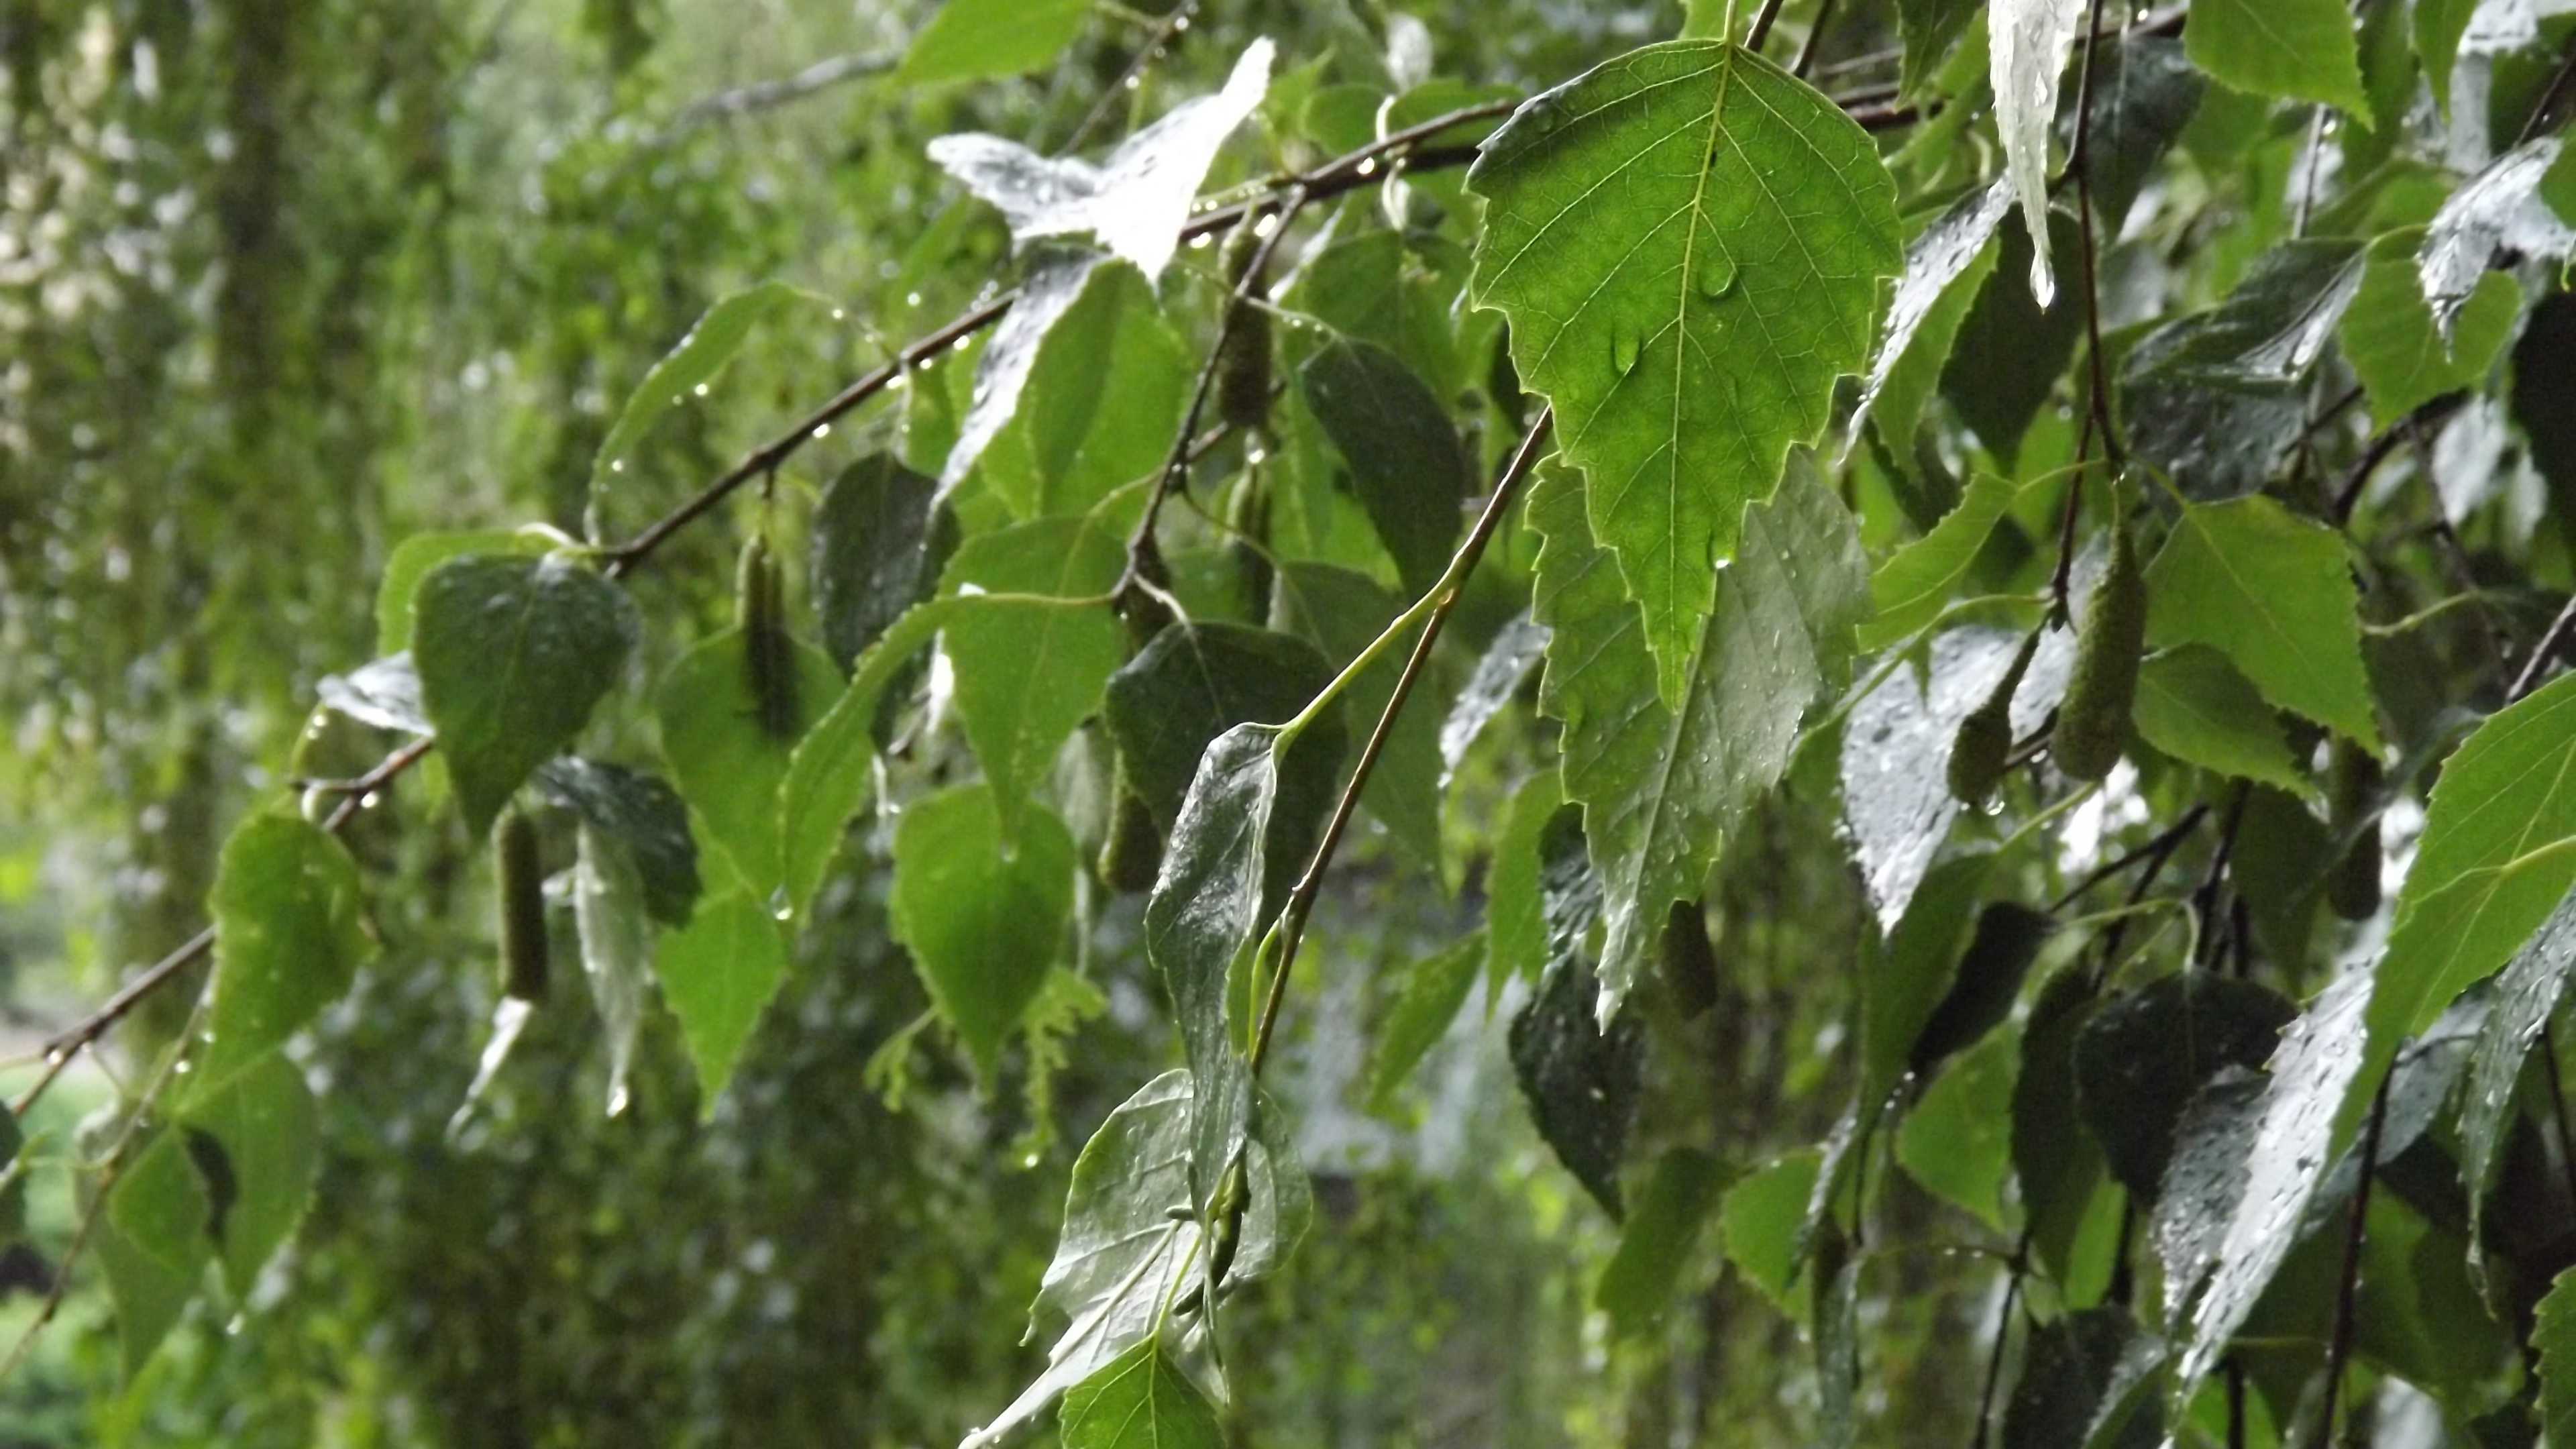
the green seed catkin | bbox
[495,808,548,1004]
[2326,737,2383,920]
[737,532,799,740]
[2051,517,2147,782]
[1658,898,1719,1020]
[1223,468,1273,621]
[1098,780,1164,894]
[1215,219,1273,434]
[1948,629,2042,806]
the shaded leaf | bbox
[2145,496,2381,750]
[415,553,640,837]
[182,1050,319,1299]
[1913,901,2055,1074]
[940,250,1104,494]
[653,888,788,1112]
[2151,1065,2267,1328]
[1485,771,1564,1000]
[780,597,971,913]
[812,451,945,671]
[928,40,1273,282]
[1853,179,2010,451]
[2015,970,2110,1279]
[944,515,1129,842]
[1299,229,1465,396]
[1722,1147,1823,1311]
[1897,1026,2019,1230]
[900,0,1090,85]
[1597,1146,1727,1337]
[533,756,700,928]
[2459,883,2576,1267]
[97,1168,204,1375]
[200,816,373,1095]
[1297,338,1466,597]
[1941,208,2085,465]
[2183,0,2369,115]
[1057,1339,1225,1449]
[1862,471,2024,651]
[2539,1267,2576,1449]
[1897,0,1983,97]
[2416,0,2479,117]
[1439,612,1548,783]
[891,784,1077,1078]
[1864,853,1992,1106]
[1467,40,1900,698]
[594,281,802,483]
[1269,562,1444,867]
[657,626,841,898]
[2003,1307,2161,1449]
[2062,36,2205,233]
[1366,931,1486,1114]
[374,528,550,655]
[2072,972,2296,1201]
[1509,808,1641,1217]
[2131,645,2308,794]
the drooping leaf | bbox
[98,1152,207,1373]
[657,626,842,898]
[1864,854,1991,1107]
[2182,0,2369,115]
[1912,901,2055,1074]
[2014,970,2110,1279]
[1991,0,2086,305]
[1529,460,1866,1009]
[2072,972,2296,1201]
[2002,1307,2161,1449]
[1941,208,2085,466]
[1365,931,1486,1114]
[2151,1065,2266,1328]
[1269,562,1444,867]
[1722,1147,1823,1311]
[2459,883,2576,1265]
[1298,229,1466,397]
[2419,138,2573,333]
[2131,645,2308,794]
[109,1129,211,1277]
[414,552,641,838]
[1297,338,1467,597]
[812,451,945,671]
[928,39,1274,282]
[2416,0,2478,116]
[2341,227,2520,419]
[1597,1146,1728,1337]
[891,784,1077,1078]
[1056,1339,1226,1449]
[1439,612,1548,783]
[533,756,700,928]
[952,259,1190,517]
[1467,40,1900,699]
[779,596,970,913]
[592,281,803,485]
[899,0,1091,85]
[1862,472,2024,651]
[181,1049,319,1299]
[2062,36,2205,233]
[1896,1026,2019,1230]
[1853,179,2010,451]
[571,823,655,1116]
[2144,496,2381,751]
[199,816,373,1096]
[943,515,1129,843]
[1485,771,1564,1000]
[653,888,786,1110]
[316,653,432,737]
[374,528,551,655]
[940,250,1103,495]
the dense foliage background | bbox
[2,0,2574,1445]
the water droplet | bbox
[1696,250,1736,299]
[1611,324,1641,376]
[1356,156,1379,177]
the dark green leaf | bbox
[1813,1247,1860,1449]
[1366,931,1485,1114]
[890,784,1077,1077]
[97,1179,203,1375]
[2131,645,2308,794]
[1862,853,1990,1104]
[2460,883,2576,1267]
[780,597,971,913]
[2151,1065,2267,1328]
[415,552,640,838]
[657,626,841,898]
[1941,209,2084,466]
[2184,0,2368,114]
[2015,971,2110,1279]
[653,888,789,1110]
[109,1130,211,1275]
[1296,339,1466,597]
[375,528,549,655]
[943,515,1128,843]
[533,757,699,928]
[1721,1147,1823,1311]
[1896,1027,2019,1230]
[1057,1339,1224,1449]
[2062,37,2206,233]
[2539,1267,2576,1449]
[1509,808,1642,1218]
[594,281,802,483]
[1468,40,1901,696]
[2072,972,2295,1201]
[1485,771,1563,999]
[200,816,373,1095]
[2002,1307,2161,1449]
[1912,901,2055,1074]
[812,452,945,671]
[2514,293,2576,561]
[1299,230,1464,397]
[900,0,1091,85]
[2145,496,2381,750]
[182,1050,319,1299]
[1269,561,1444,866]
[1597,1146,1727,1337]
[1897,0,1982,97]
[1854,180,2008,453]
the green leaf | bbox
[657,626,841,898]
[1439,613,1548,783]
[900,0,1090,85]
[2144,496,2381,750]
[109,1130,211,1275]
[1509,810,1642,1218]
[812,452,947,672]
[2461,883,2576,1272]
[1897,1028,2019,1231]
[2003,1307,2161,1449]
[2012,971,2110,1280]
[1897,0,1983,97]
[2065,37,2206,234]
[955,260,1190,519]
[1992,0,2087,304]
[570,823,655,1116]
[533,757,701,928]
[652,888,790,1111]
[1529,459,1866,1008]
[2341,227,2519,419]
[1485,771,1563,1000]
[97,1175,204,1375]
[1298,230,1464,398]
[890,784,1077,1078]
[2418,139,2574,334]
[375,528,549,655]
[780,597,969,913]
[2072,973,2295,1201]
[593,281,802,484]
[943,516,1129,843]
[1297,338,1467,597]
[1597,1146,1727,1337]
[1861,853,1990,1106]
[1854,180,2008,453]
[1057,1339,1225,1449]
[1366,931,1486,1114]
[1941,208,2086,466]
[1910,901,2054,1075]
[182,1050,319,1299]
[2370,672,2576,1047]
[1861,472,2023,650]
[1468,40,1900,700]
[1721,1147,1822,1311]
[2415,0,2477,117]
[2151,1065,2266,1325]
[2539,1267,2576,1449]
[2183,0,2369,115]
[200,816,373,1095]
[415,552,640,838]
[1269,562,1445,868]
[2131,645,2308,794]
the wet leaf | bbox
[2183,0,2368,115]
[2539,1267,2576,1449]
[653,888,789,1112]
[1269,562,1446,867]
[929,40,1273,282]
[1509,808,1642,1217]
[1912,901,2055,1075]
[780,597,971,913]
[2130,645,2308,794]
[594,281,803,485]
[568,823,653,1116]
[1467,40,1900,698]
[99,1152,206,1373]
[2342,227,2519,420]
[2062,37,2205,233]
[940,250,1104,494]
[2151,1066,2266,1328]
[943,515,1129,843]
[1056,1339,1225,1449]
[891,784,1077,1078]
[812,452,945,671]
[1298,338,1468,598]
[1861,471,2024,651]
[1896,0,1982,97]
[533,757,700,928]
[1864,853,1992,1105]
[2419,138,2573,333]
[415,553,640,837]
[1942,209,2085,465]
[375,529,551,655]
[182,1050,319,1299]
[1896,1026,2019,1231]
[2015,970,2110,1279]
[1853,180,2010,452]
[1484,772,1564,999]
[1598,1146,1727,1336]
[2072,972,2296,1203]
[1991,0,2086,304]
[1366,930,1486,1113]
[2145,496,2381,751]
[1439,612,1549,783]
[2004,1307,2161,1449]
[2459,883,2576,1266]
[900,0,1091,85]
[200,816,373,1096]
[657,626,841,898]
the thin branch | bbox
[1248,407,1556,1073]
[2514,33,2576,147]
[2050,803,2209,912]
[2332,392,2467,524]
[1792,0,1840,78]
[1968,1249,2028,1449]
[2316,1073,2392,1448]
[1062,0,1203,154]
[1744,0,1792,53]
[2190,783,2251,968]
[659,50,898,139]
[2510,592,2576,704]
[9,926,211,1118]
[2065,0,2125,469]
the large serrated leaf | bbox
[1057,1340,1226,1449]
[2145,496,2381,751]
[2130,645,2308,794]
[2182,0,2369,115]
[1468,40,1899,700]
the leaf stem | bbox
[2316,1071,2391,1449]
[2510,592,2576,704]
[2065,0,2124,473]
[1743,0,1790,52]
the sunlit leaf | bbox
[1057,1339,1225,1449]
[593,281,804,484]
[891,784,1077,1077]
[652,888,789,1112]
[200,816,373,1095]
[570,823,655,1116]
[900,0,1091,85]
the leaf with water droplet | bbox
[2459,882,2576,1272]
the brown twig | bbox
[2065,0,2125,470]
[1061,0,1204,154]
[2050,802,2209,912]
[2332,392,2467,524]
[2316,1072,2391,1448]
[2510,592,2576,704]
[1792,0,1840,78]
